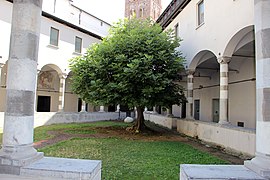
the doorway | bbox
[194,100,200,120]
[37,96,51,112]
[212,99,219,123]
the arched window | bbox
[139,8,144,18]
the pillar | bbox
[34,70,40,112]
[0,0,43,167]
[0,63,4,86]
[186,70,194,119]
[217,56,231,124]
[166,107,173,117]
[58,73,67,112]
[80,100,86,112]
[115,104,120,112]
[245,0,270,178]
[144,107,148,112]
[153,106,157,114]
[99,105,105,112]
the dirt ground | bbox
[34,121,246,165]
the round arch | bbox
[39,63,63,75]
[223,25,254,57]
[188,50,217,70]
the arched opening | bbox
[188,50,219,122]
[224,26,256,128]
[36,64,63,112]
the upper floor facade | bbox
[0,0,111,74]
[157,0,254,68]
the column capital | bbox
[58,73,67,79]
[186,69,195,76]
[218,56,231,64]
[0,63,5,68]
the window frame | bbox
[174,23,179,38]
[50,27,59,47]
[75,36,82,54]
[197,0,204,27]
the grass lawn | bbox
[0,121,228,179]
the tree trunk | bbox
[135,107,145,131]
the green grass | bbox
[0,121,228,179]
[34,121,129,142]
[40,137,227,180]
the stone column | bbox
[58,73,67,112]
[153,106,157,114]
[166,107,173,117]
[80,100,86,112]
[186,70,194,119]
[115,104,120,112]
[217,56,231,124]
[99,105,105,112]
[0,0,43,167]
[0,63,4,86]
[34,70,40,112]
[144,107,148,112]
[245,0,270,178]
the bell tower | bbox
[125,0,162,21]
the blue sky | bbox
[74,0,171,24]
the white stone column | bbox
[217,56,231,124]
[115,104,120,112]
[166,107,173,117]
[144,107,148,112]
[245,0,270,178]
[0,63,4,86]
[0,0,43,167]
[34,70,40,112]
[153,106,157,114]
[80,100,86,112]
[99,105,105,112]
[58,73,67,112]
[186,70,194,119]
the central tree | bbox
[70,18,186,131]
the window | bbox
[50,27,59,46]
[198,0,204,26]
[75,36,82,53]
[139,8,144,18]
[174,23,179,38]
[130,9,135,18]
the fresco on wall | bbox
[38,71,54,90]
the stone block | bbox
[180,164,266,180]
[0,157,101,180]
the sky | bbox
[73,0,172,24]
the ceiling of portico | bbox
[230,40,255,71]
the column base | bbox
[218,120,230,125]
[0,152,43,168]
[245,153,270,178]
[0,144,44,167]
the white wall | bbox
[0,0,110,113]
[165,0,254,64]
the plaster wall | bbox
[38,17,101,73]
[176,119,256,156]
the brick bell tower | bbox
[125,0,162,21]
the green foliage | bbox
[40,138,227,180]
[70,17,186,109]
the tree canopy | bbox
[70,18,186,131]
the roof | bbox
[156,0,191,29]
